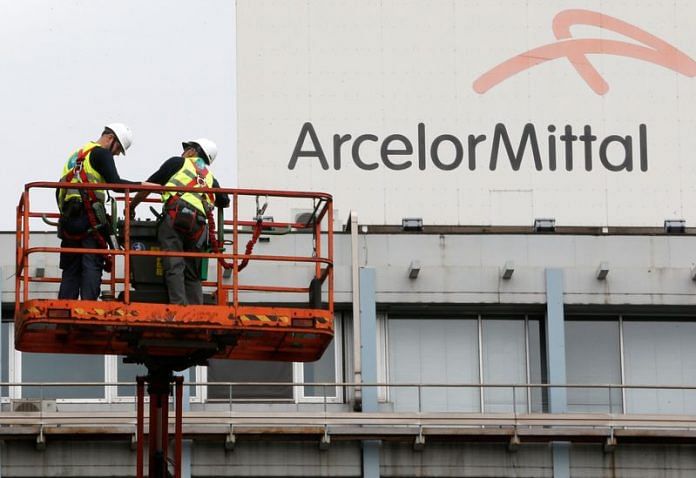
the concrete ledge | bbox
[1,411,695,445]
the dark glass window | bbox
[207,360,292,400]
[565,318,622,412]
[22,353,104,399]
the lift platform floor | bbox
[16,299,333,362]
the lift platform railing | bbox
[16,182,334,312]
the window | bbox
[301,337,338,399]
[388,317,480,412]
[623,320,696,414]
[206,359,293,400]
[205,315,341,401]
[116,359,148,397]
[481,318,528,412]
[20,353,105,399]
[387,314,544,413]
[115,358,197,399]
[299,314,342,401]
[565,319,622,413]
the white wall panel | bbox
[238,0,696,227]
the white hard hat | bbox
[104,122,133,155]
[183,138,218,165]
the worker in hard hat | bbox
[129,139,230,305]
[57,123,139,300]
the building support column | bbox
[359,267,380,478]
[545,268,567,413]
[174,369,191,478]
[552,442,570,478]
[362,440,380,478]
[545,268,569,478]
[349,213,362,408]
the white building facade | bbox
[3,226,696,476]
[2,0,696,476]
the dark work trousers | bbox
[58,210,104,300]
[157,212,208,305]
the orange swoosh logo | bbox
[473,9,696,95]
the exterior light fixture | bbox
[508,433,521,452]
[402,217,424,231]
[596,262,609,280]
[319,432,331,451]
[224,429,236,451]
[664,219,686,233]
[501,261,515,280]
[604,436,617,453]
[408,260,421,279]
[533,218,555,232]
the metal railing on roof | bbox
[4,380,696,410]
[3,381,696,446]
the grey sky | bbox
[0,0,237,230]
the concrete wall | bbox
[5,440,696,477]
[7,231,696,306]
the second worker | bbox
[130,139,230,305]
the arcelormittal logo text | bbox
[473,9,696,95]
[289,9,696,174]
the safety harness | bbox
[236,196,268,272]
[206,207,263,273]
[164,160,214,245]
[59,145,113,272]
[165,160,263,272]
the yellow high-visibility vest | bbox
[162,157,215,215]
[57,142,106,211]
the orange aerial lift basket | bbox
[14,182,335,365]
